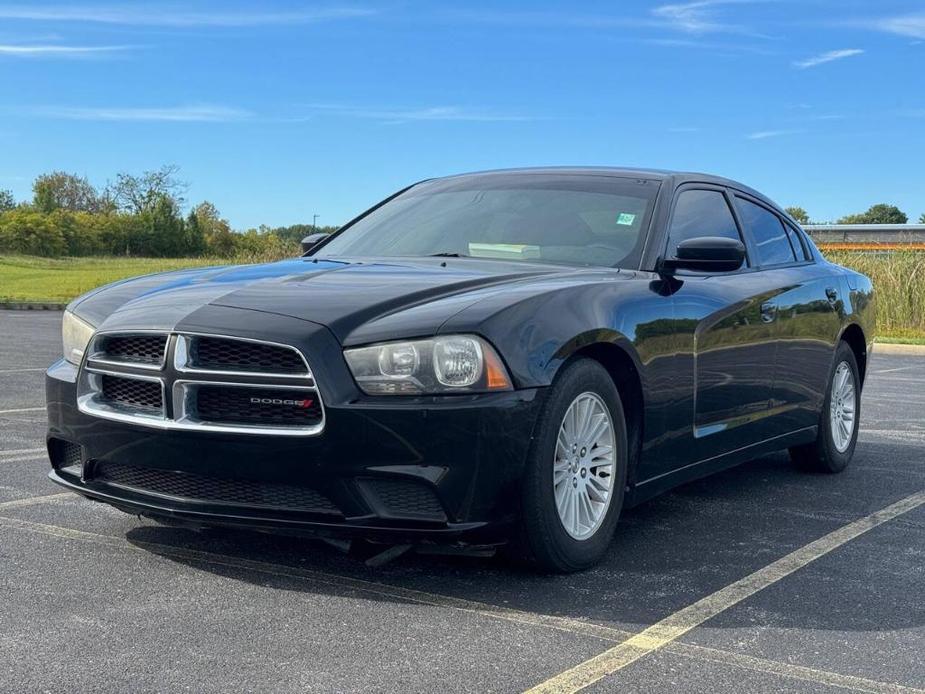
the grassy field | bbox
[1,251,923,341]
[0,256,221,303]
[825,250,925,341]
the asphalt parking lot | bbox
[0,309,922,693]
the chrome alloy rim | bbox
[829,361,856,453]
[553,392,616,540]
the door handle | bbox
[760,301,778,323]
[825,286,838,305]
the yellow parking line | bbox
[0,492,71,510]
[0,512,920,694]
[525,490,925,693]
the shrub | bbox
[0,208,67,256]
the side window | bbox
[735,197,797,266]
[667,190,743,260]
[784,223,810,261]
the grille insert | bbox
[99,334,166,365]
[194,386,321,427]
[361,478,447,521]
[93,461,340,514]
[49,438,83,473]
[100,375,163,413]
[60,440,82,468]
[191,337,306,375]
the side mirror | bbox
[660,236,745,273]
[300,232,329,254]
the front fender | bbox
[441,276,660,389]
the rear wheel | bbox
[789,341,860,473]
[516,359,627,572]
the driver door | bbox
[661,186,779,470]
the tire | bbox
[515,358,628,572]
[789,341,860,473]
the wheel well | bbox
[568,343,644,485]
[840,324,868,386]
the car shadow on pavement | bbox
[124,440,924,634]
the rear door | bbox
[731,195,842,434]
[661,185,783,468]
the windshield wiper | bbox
[427,252,469,258]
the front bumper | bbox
[46,360,544,545]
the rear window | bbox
[735,197,797,266]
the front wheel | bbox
[789,341,860,473]
[517,359,628,572]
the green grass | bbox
[2,252,923,342]
[825,250,925,341]
[0,255,225,303]
[873,335,925,345]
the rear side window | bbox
[784,224,811,261]
[667,190,743,259]
[735,197,796,266]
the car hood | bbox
[72,257,586,343]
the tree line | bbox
[1,167,921,259]
[0,166,337,258]
[785,204,924,226]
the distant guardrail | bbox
[805,224,925,244]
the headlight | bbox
[344,335,513,395]
[62,310,96,365]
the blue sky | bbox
[1,1,923,228]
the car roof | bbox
[432,166,787,219]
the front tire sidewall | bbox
[521,359,628,572]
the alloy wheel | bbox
[553,392,616,540]
[829,361,856,453]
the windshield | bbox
[317,173,660,269]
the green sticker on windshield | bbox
[616,213,636,226]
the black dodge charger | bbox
[46,168,875,571]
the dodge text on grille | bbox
[250,397,314,408]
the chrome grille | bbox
[77,331,324,436]
[93,461,340,514]
[191,336,307,374]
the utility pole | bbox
[312,214,320,233]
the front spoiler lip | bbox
[48,470,492,542]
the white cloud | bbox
[0,5,375,27]
[0,43,132,56]
[652,0,767,35]
[31,104,252,122]
[305,104,534,124]
[874,12,925,40]
[746,129,802,140]
[793,48,864,69]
